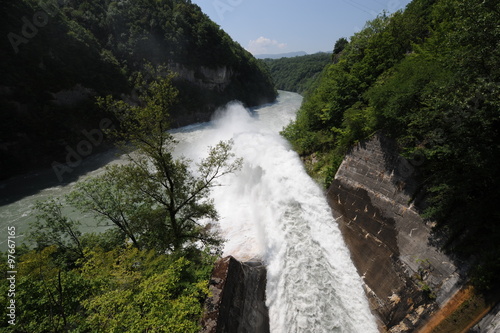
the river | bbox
[0,91,377,332]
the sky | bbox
[191,0,413,55]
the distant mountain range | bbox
[255,51,308,59]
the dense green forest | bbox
[283,0,500,287]
[0,0,276,180]
[260,52,331,94]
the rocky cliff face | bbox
[165,64,238,128]
[326,134,464,332]
[200,256,269,333]
[169,63,234,92]
[0,62,274,180]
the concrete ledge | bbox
[327,133,463,331]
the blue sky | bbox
[191,0,413,55]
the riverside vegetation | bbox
[0,74,242,332]
[282,0,500,288]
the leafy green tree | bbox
[333,37,349,55]
[69,73,242,252]
[67,165,144,249]
[332,37,349,62]
[28,198,84,261]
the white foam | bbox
[174,92,378,333]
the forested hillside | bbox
[0,0,276,180]
[283,0,500,287]
[260,52,331,94]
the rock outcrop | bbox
[200,256,269,333]
[326,133,464,331]
[169,63,234,92]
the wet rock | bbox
[200,256,269,333]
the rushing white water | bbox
[173,91,378,333]
[0,91,377,332]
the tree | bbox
[69,70,242,252]
[333,37,349,55]
[67,165,143,249]
[13,246,91,332]
[28,198,84,261]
